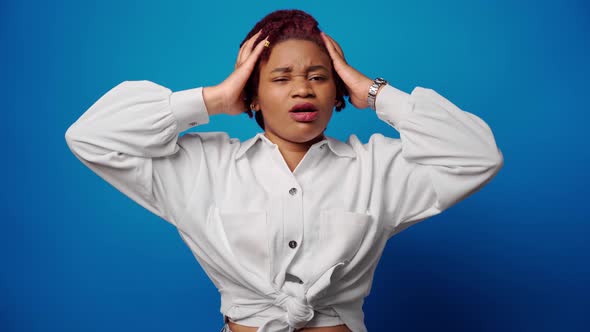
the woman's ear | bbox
[250,97,261,112]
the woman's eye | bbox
[272,78,288,82]
[310,76,326,81]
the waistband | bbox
[221,289,345,331]
[226,304,344,328]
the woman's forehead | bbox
[263,39,331,72]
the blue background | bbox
[2,0,588,331]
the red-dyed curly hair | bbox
[239,9,348,129]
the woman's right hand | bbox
[203,31,268,116]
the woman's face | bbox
[254,39,337,145]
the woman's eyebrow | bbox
[270,65,329,74]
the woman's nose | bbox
[291,78,315,98]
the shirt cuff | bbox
[170,87,210,133]
[375,84,412,128]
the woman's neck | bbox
[264,131,325,172]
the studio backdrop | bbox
[1,0,588,331]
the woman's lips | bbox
[289,103,318,122]
[289,111,318,122]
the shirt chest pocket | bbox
[317,209,372,269]
[215,208,270,280]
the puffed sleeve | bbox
[65,80,216,229]
[372,84,504,236]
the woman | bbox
[65,9,503,332]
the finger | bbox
[236,44,245,69]
[330,37,345,59]
[242,30,262,58]
[236,30,262,68]
[238,30,263,66]
[322,32,345,60]
[232,37,268,82]
[321,32,345,65]
[243,36,268,67]
[320,32,337,59]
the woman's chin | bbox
[266,122,327,145]
[288,131,326,144]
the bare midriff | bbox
[227,321,353,332]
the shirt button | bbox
[319,143,327,149]
[288,240,297,249]
[288,188,297,196]
[189,121,198,126]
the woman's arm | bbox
[321,33,503,236]
[65,32,269,229]
[65,81,216,228]
[372,84,503,235]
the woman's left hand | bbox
[321,32,374,109]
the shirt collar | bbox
[235,133,356,160]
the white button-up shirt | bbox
[65,80,503,332]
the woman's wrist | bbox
[203,85,226,116]
[367,78,388,110]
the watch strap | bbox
[367,77,388,110]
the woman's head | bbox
[240,9,348,144]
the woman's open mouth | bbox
[289,103,319,122]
